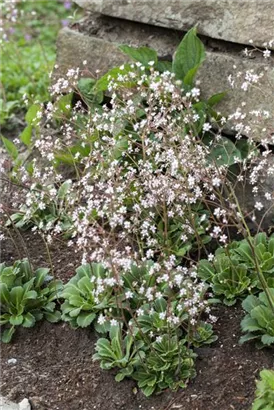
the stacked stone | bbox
[55,0,274,227]
[56,0,274,127]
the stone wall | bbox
[55,1,274,227]
[55,0,274,132]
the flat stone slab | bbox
[0,397,31,410]
[55,27,274,133]
[75,0,274,49]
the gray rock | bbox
[75,0,274,50]
[55,27,274,133]
[54,27,130,79]
[18,400,31,410]
[0,396,31,410]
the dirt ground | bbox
[0,232,274,410]
[1,232,274,410]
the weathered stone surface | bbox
[0,397,31,410]
[54,27,130,78]
[55,27,274,132]
[75,0,274,50]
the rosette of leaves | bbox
[156,206,211,258]
[93,325,146,382]
[252,369,274,410]
[121,260,156,310]
[232,233,274,288]
[61,263,112,329]
[136,297,188,338]
[6,180,74,237]
[0,259,62,343]
[240,289,274,348]
[197,253,256,305]
[132,335,196,396]
[186,321,218,347]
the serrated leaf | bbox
[22,312,36,328]
[141,384,156,397]
[242,295,260,313]
[76,312,96,327]
[2,326,15,343]
[239,332,259,345]
[240,315,262,332]
[261,334,274,346]
[44,311,61,323]
[10,314,23,325]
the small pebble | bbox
[19,398,31,410]
[7,358,17,365]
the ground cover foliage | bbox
[1,1,274,406]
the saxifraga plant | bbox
[1,24,274,395]
[240,289,274,348]
[0,259,62,342]
[252,369,274,410]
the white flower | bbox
[212,177,221,187]
[263,49,271,58]
[125,290,133,299]
[254,202,264,211]
[203,123,212,132]
[98,314,106,325]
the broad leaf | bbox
[20,125,33,146]
[76,312,96,327]
[1,136,18,160]
[172,27,205,85]
[119,45,158,67]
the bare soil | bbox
[1,232,274,410]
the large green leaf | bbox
[0,283,10,305]
[25,104,41,125]
[22,312,36,328]
[20,125,33,146]
[1,136,18,160]
[251,305,272,328]
[10,286,25,310]
[9,314,23,325]
[76,312,96,327]
[240,315,262,332]
[197,259,214,281]
[95,65,133,92]
[58,180,72,199]
[44,311,61,323]
[34,268,49,288]
[119,45,158,67]
[207,92,227,107]
[172,27,205,85]
[261,334,274,346]
[203,135,242,167]
[156,60,172,73]
[1,326,15,343]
